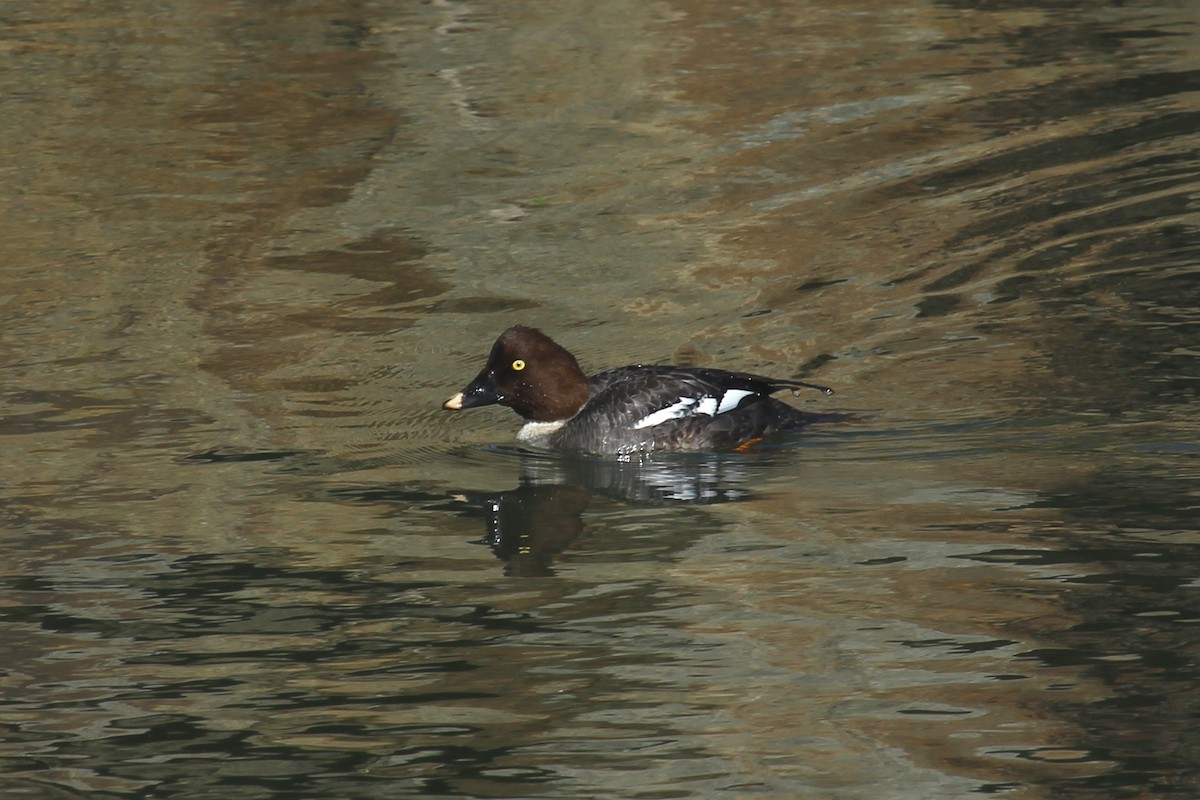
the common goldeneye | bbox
[442,325,836,455]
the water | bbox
[1,1,1198,798]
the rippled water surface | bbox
[2,1,1198,798]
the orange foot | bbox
[734,437,765,452]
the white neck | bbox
[516,419,567,447]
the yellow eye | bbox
[512,359,526,371]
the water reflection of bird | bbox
[467,451,759,576]
[475,483,590,577]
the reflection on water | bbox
[1,0,1198,798]
[438,449,776,576]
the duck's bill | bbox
[442,376,501,410]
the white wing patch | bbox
[632,389,759,430]
[716,389,754,414]
[633,398,696,430]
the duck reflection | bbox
[471,482,590,577]
[466,452,759,576]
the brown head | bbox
[442,326,591,422]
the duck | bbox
[442,325,836,455]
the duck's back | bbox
[546,366,824,455]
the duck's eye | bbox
[512,359,526,371]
